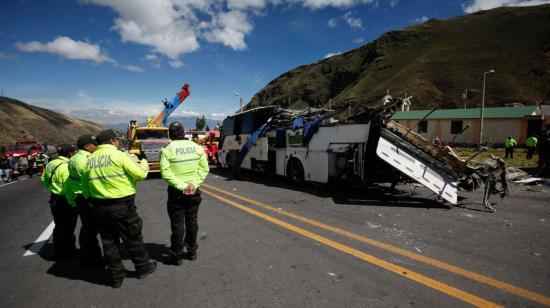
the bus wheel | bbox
[288,159,305,184]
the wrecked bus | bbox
[218,99,507,211]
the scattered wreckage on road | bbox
[217,99,508,211]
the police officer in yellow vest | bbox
[82,129,156,288]
[504,136,517,159]
[525,135,538,160]
[160,122,209,265]
[40,144,77,259]
[67,134,104,268]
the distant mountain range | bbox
[248,5,550,116]
[0,96,106,146]
[107,116,221,133]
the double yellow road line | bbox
[201,183,549,307]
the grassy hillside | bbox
[248,5,550,116]
[0,96,106,146]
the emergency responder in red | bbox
[160,122,209,265]
[40,144,77,259]
[67,134,104,268]
[82,129,156,288]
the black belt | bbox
[89,194,135,206]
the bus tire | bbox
[287,158,305,184]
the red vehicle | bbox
[5,140,43,157]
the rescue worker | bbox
[525,134,538,160]
[35,152,46,175]
[504,136,517,159]
[160,122,209,265]
[40,144,78,259]
[67,134,104,268]
[82,129,156,288]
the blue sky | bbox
[1,0,547,125]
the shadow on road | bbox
[144,243,170,263]
[22,242,110,286]
[209,167,452,210]
[22,241,172,285]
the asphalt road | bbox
[0,168,548,307]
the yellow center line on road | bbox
[202,189,501,308]
[202,183,550,307]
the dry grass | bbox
[454,147,539,168]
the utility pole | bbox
[234,92,243,113]
[479,70,495,148]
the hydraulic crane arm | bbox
[147,83,190,127]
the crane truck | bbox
[127,84,190,172]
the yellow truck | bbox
[127,84,190,172]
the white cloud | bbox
[123,65,145,73]
[83,0,200,60]
[352,37,364,44]
[15,36,114,63]
[80,0,380,65]
[209,112,227,120]
[301,0,374,9]
[144,53,161,68]
[177,110,201,117]
[145,54,158,61]
[203,10,253,50]
[388,0,399,7]
[0,51,10,59]
[343,12,363,29]
[324,51,342,58]
[227,0,268,10]
[169,60,184,68]
[462,0,550,13]
[328,18,338,28]
[414,15,429,23]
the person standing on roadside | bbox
[8,155,18,180]
[160,122,209,265]
[525,134,538,160]
[0,155,10,183]
[40,144,78,259]
[35,152,46,175]
[67,135,104,268]
[504,136,517,159]
[82,129,156,288]
[19,155,28,177]
[27,151,35,177]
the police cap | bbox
[57,144,76,157]
[77,134,97,149]
[168,122,185,139]
[97,129,121,144]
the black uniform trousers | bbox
[505,147,514,159]
[167,185,202,257]
[75,195,103,266]
[49,194,78,258]
[90,195,151,281]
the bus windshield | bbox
[136,130,169,139]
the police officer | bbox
[35,152,45,175]
[40,144,77,259]
[160,122,209,265]
[504,136,517,159]
[67,134,104,268]
[525,134,538,160]
[82,129,156,288]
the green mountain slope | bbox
[0,96,106,146]
[248,5,550,115]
